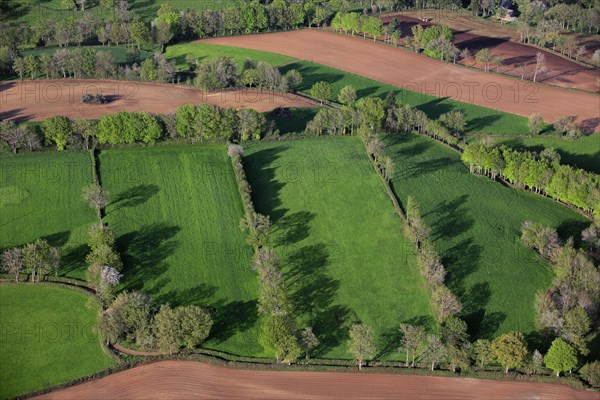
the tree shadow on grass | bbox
[283,242,351,356]
[460,282,506,340]
[42,231,71,247]
[429,194,474,241]
[557,219,591,247]
[417,97,454,120]
[467,115,503,133]
[273,211,315,247]
[117,223,181,292]
[209,299,259,344]
[154,283,218,308]
[243,146,288,223]
[443,237,482,294]
[110,184,160,212]
[59,243,89,277]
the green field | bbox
[244,137,435,359]
[0,151,96,279]
[489,135,600,174]
[3,0,241,24]
[99,145,262,356]
[0,284,115,399]
[166,43,296,70]
[385,132,590,340]
[279,60,541,135]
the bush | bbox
[81,94,109,105]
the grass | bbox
[0,151,96,280]
[99,144,263,356]
[385,132,590,340]
[243,137,436,359]
[0,284,115,399]
[2,0,241,24]
[22,45,154,65]
[278,60,544,135]
[166,43,296,70]
[269,107,320,134]
[488,135,600,174]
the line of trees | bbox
[331,11,384,41]
[0,0,347,55]
[461,142,600,215]
[2,104,273,154]
[228,144,313,364]
[521,221,599,358]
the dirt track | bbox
[382,14,598,93]
[201,30,600,132]
[0,80,315,121]
[37,361,598,400]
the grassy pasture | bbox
[99,144,263,356]
[487,134,600,174]
[279,60,545,136]
[166,43,296,70]
[0,284,115,399]
[0,151,96,280]
[243,137,435,359]
[385,132,590,340]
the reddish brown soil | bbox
[201,30,599,132]
[37,361,598,400]
[0,80,316,121]
[381,13,599,93]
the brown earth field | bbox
[381,13,599,93]
[201,30,600,132]
[37,361,599,400]
[0,80,316,121]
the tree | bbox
[82,184,109,221]
[432,286,462,321]
[423,334,446,371]
[0,120,23,154]
[475,48,494,72]
[562,306,590,355]
[72,119,98,150]
[473,339,493,369]
[349,323,376,370]
[110,291,153,347]
[310,81,332,105]
[240,211,271,249]
[41,116,72,151]
[130,19,150,50]
[545,338,577,377]
[260,314,301,363]
[94,51,116,79]
[12,56,26,80]
[528,113,544,135]
[301,326,319,360]
[399,324,426,367]
[1,248,23,282]
[533,52,547,82]
[153,305,180,354]
[439,111,466,136]
[283,69,302,92]
[581,361,600,388]
[491,332,529,373]
[356,97,385,132]
[179,305,212,350]
[22,239,55,283]
[530,349,545,375]
[338,85,357,105]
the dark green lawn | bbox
[385,132,590,340]
[0,151,96,279]
[0,284,114,399]
[99,144,263,356]
[244,137,435,359]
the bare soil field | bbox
[37,361,598,400]
[0,80,315,121]
[382,13,599,93]
[201,31,600,132]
